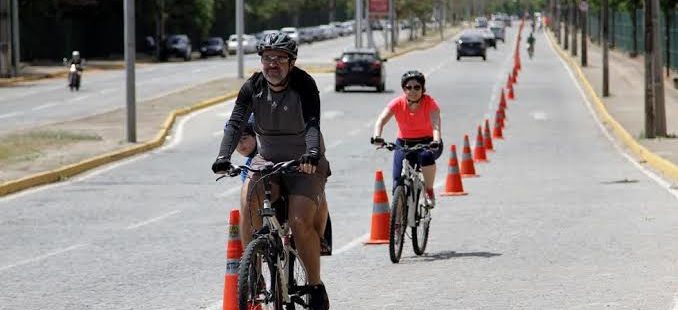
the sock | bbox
[426,188,434,198]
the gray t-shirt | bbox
[252,86,325,163]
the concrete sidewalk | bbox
[547,29,678,184]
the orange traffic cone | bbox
[492,117,504,140]
[499,89,508,110]
[507,82,515,100]
[441,144,468,196]
[460,135,478,177]
[513,66,519,83]
[495,109,505,130]
[223,209,243,310]
[484,119,494,152]
[473,125,489,163]
[516,52,522,70]
[365,170,390,245]
[506,73,513,88]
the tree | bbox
[661,0,678,76]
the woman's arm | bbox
[373,106,395,138]
[430,109,441,142]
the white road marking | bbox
[215,185,243,198]
[530,111,548,120]
[322,110,344,120]
[327,140,343,149]
[32,102,60,111]
[69,94,91,102]
[0,244,87,272]
[162,99,234,150]
[0,112,21,119]
[546,31,678,201]
[99,88,116,95]
[126,210,181,230]
[334,233,369,255]
[348,128,361,136]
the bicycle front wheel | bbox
[286,250,309,309]
[412,188,430,256]
[238,237,283,310]
[389,185,407,263]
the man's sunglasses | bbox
[261,55,290,65]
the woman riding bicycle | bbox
[371,70,443,208]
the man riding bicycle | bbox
[527,32,536,58]
[212,32,330,309]
[371,70,443,208]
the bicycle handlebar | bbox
[376,141,431,153]
[216,159,299,181]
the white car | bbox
[227,34,257,55]
[280,27,300,44]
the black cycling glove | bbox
[429,140,441,151]
[211,156,232,174]
[300,149,320,166]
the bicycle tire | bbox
[412,188,430,255]
[238,237,283,310]
[389,185,407,263]
[286,250,309,309]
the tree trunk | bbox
[665,8,671,77]
[329,0,336,23]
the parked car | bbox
[474,17,489,28]
[280,27,301,44]
[227,34,257,55]
[299,27,315,44]
[334,47,387,92]
[199,37,226,58]
[160,34,192,61]
[255,30,279,40]
[456,33,487,61]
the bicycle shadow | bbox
[403,250,502,263]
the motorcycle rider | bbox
[64,51,85,89]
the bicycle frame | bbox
[398,157,426,228]
[223,160,306,307]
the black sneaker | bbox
[308,283,330,310]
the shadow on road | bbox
[338,88,396,94]
[404,250,502,263]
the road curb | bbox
[0,91,238,197]
[546,30,678,182]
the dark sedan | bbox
[334,48,387,92]
[456,34,487,61]
[199,37,226,58]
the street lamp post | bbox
[124,0,137,143]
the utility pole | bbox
[581,0,588,66]
[366,0,375,48]
[602,0,609,96]
[571,0,578,57]
[651,0,666,136]
[236,0,244,79]
[389,0,395,52]
[124,0,137,143]
[356,0,363,48]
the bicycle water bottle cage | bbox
[260,207,276,217]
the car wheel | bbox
[221,52,226,58]
[376,82,385,93]
[457,55,461,61]
[482,55,486,61]
[335,85,343,92]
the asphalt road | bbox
[1,26,678,310]
[0,30,402,134]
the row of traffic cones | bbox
[365,18,527,244]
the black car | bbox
[160,34,192,61]
[456,34,487,61]
[200,37,226,58]
[334,48,387,92]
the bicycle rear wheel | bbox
[412,188,430,256]
[389,185,407,263]
[238,237,283,310]
[286,250,309,309]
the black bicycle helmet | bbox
[400,70,426,90]
[256,32,298,59]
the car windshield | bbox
[170,38,183,44]
[460,35,481,42]
[342,53,377,62]
[207,38,221,45]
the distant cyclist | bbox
[527,32,536,58]
[371,70,443,208]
